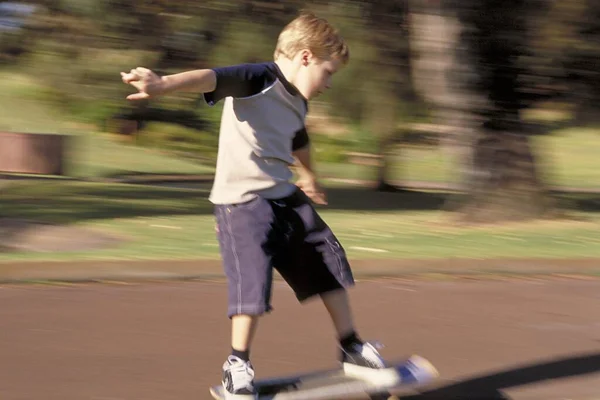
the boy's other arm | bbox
[293,146,316,180]
[293,132,327,205]
[121,67,216,100]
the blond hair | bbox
[274,11,349,64]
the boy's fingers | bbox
[317,190,328,205]
[121,67,154,100]
[135,67,152,74]
[126,92,150,100]
[309,191,327,205]
[128,69,140,79]
[121,72,139,84]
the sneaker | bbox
[341,341,387,369]
[221,355,257,400]
[341,341,399,387]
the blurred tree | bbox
[453,0,557,222]
[412,0,557,222]
[358,0,419,192]
[409,0,471,191]
[533,0,600,124]
[6,0,599,197]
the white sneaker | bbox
[341,341,399,386]
[221,356,257,400]
[342,343,438,387]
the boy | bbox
[122,11,391,400]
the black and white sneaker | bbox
[341,341,386,369]
[341,341,399,387]
[222,356,257,400]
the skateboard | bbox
[209,355,438,400]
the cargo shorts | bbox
[214,187,354,318]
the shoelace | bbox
[364,340,384,351]
[344,340,386,368]
[228,359,255,391]
[345,340,384,354]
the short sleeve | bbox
[203,63,277,106]
[292,127,309,151]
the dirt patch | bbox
[0,218,124,253]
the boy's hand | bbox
[296,177,327,205]
[120,67,163,100]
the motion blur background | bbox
[1,0,599,262]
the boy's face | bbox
[295,50,343,100]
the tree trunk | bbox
[363,71,402,191]
[410,0,556,222]
[408,3,473,191]
[375,135,405,192]
[455,130,554,223]
[362,0,415,191]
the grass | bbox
[2,69,600,188]
[67,132,215,178]
[0,73,69,134]
[317,147,455,185]
[1,180,599,262]
[317,128,600,189]
[0,70,215,178]
[541,127,600,188]
[1,69,600,263]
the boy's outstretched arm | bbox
[121,67,216,100]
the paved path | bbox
[2,258,600,283]
[1,278,600,400]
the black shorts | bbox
[214,187,354,318]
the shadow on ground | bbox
[555,191,600,213]
[3,178,598,253]
[2,179,599,226]
[400,352,600,400]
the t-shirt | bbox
[203,62,309,205]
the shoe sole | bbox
[216,387,257,400]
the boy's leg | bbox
[214,200,280,400]
[320,289,380,363]
[320,288,385,369]
[272,189,386,370]
[320,288,355,340]
[231,314,260,359]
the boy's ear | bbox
[299,49,314,66]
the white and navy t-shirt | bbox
[203,62,309,204]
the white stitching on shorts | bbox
[224,206,243,315]
[326,237,345,282]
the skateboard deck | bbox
[209,355,438,400]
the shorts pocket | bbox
[325,236,350,283]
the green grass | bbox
[67,132,215,178]
[1,70,600,262]
[2,69,599,188]
[540,127,600,188]
[0,73,69,134]
[326,211,600,260]
[0,70,214,178]
[318,128,600,189]
[1,180,599,262]
[317,147,455,185]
